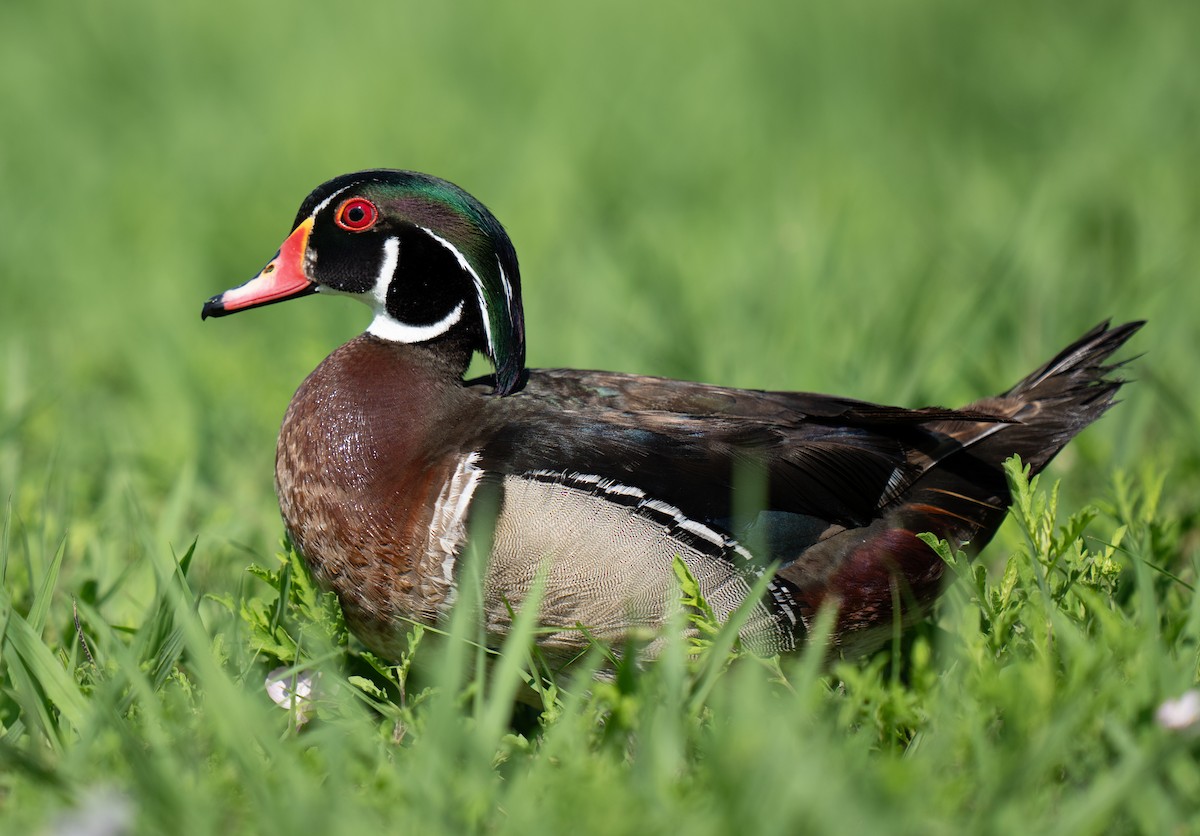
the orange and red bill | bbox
[202,217,317,319]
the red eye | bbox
[334,197,378,232]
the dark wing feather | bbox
[487,367,1010,426]
[468,367,1010,561]
[460,322,1140,656]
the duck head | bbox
[202,169,526,395]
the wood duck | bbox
[202,169,1141,663]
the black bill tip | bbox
[200,295,228,320]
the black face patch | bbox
[307,222,386,295]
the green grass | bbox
[2,0,1199,832]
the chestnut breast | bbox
[275,335,484,646]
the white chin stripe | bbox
[371,237,401,310]
[368,301,465,343]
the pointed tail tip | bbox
[1006,318,1146,400]
[952,319,1145,477]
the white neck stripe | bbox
[498,256,513,308]
[416,226,494,359]
[368,301,465,342]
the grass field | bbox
[2,0,1199,832]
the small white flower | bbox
[265,667,320,726]
[1155,689,1200,732]
[47,786,134,836]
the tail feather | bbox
[1001,319,1143,401]
[893,320,1143,554]
[960,319,1144,473]
[776,320,1143,653]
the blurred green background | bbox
[1,0,1196,616]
